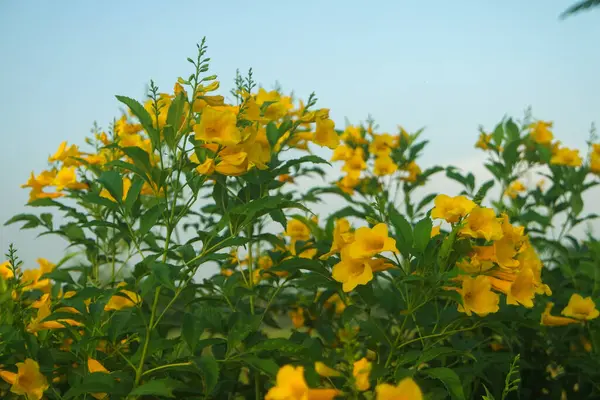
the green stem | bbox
[142,361,193,377]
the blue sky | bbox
[1,0,599,266]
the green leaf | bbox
[63,373,118,399]
[182,313,197,352]
[505,119,520,141]
[269,209,287,230]
[417,347,464,364]
[474,180,495,204]
[98,170,124,203]
[502,140,521,169]
[116,95,159,148]
[422,367,466,400]
[413,218,432,252]
[151,262,176,291]
[128,378,184,398]
[266,121,280,147]
[4,213,41,229]
[492,122,504,146]
[273,155,330,175]
[389,207,413,257]
[125,176,144,211]
[139,204,165,237]
[121,146,153,174]
[241,356,280,377]
[571,192,584,216]
[166,93,186,131]
[249,338,306,356]
[197,355,219,394]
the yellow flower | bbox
[340,125,367,144]
[475,133,492,150]
[401,161,421,183]
[265,365,339,400]
[314,362,341,377]
[431,225,441,237]
[376,378,423,400]
[506,267,537,308]
[430,194,476,224]
[88,358,110,400]
[285,219,311,242]
[541,302,580,326]
[0,261,14,279]
[337,174,361,195]
[49,141,81,167]
[504,181,526,199]
[21,259,55,293]
[561,294,599,320]
[27,302,82,333]
[459,207,503,241]
[321,218,354,259]
[52,166,88,191]
[100,177,132,202]
[457,275,500,316]
[323,293,346,315]
[590,152,600,175]
[289,308,305,329]
[0,359,49,400]
[215,150,249,176]
[342,148,367,176]
[550,147,582,167]
[457,246,495,274]
[190,154,216,175]
[346,223,397,259]
[550,147,583,167]
[374,155,398,176]
[313,117,339,149]
[331,144,354,161]
[529,120,554,144]
[369,134,395,156]
[104,284,141,311]
[194,106,242,145]
[332,248,393,292]
[258,255,274,270]
[353,357,372,391]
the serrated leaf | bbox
[116,95,159,148]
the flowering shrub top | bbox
[1,39,599,399]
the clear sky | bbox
[1,0,599,267]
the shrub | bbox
[1,38,599,400]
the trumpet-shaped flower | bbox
[346,223,397,259]
[460,207,503,241]
[376,378,423,400]
[431,195,476,223]
[541,303,580,326]
[353,357,372,391]
[0,359,49,400]
[561,294,599,320]
[265,365,339,400]
[457,275,500,317]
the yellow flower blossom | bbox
[541,302,580,326]
[529,120,554,144]
[194,106,242,146]
[332,248,392,292]
[369,133,395,156]
[0,359,49,400]
[340,125,366,144]
[401,161,421,183]
[53,167,88,191]
[324,293,346,314]
[0,261,14,279]
[346,223,397,259]
[337,174,361,194]
[457,246,495,274]
[460,207,503,241]
[27,301,82,333]
[431,194,476,224]
[590,152,600,175]
[353,357,372,391]
[104,284,141,311]
[457,275,500,317]
[49,141,81,167]
[431,225,441,237]
[331,144,354,162]
[285,219,311,242]
[504,181,526,198]
[475,132,492,150]
[374,155,398,176]
[313,117,339,149]
[561,294,599,320]
[376,378,423,400]
[321,218,354,259]
[550,147,582,167]
[265,365,339,400]
[289,308,305,329]
[88,358,109,399]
